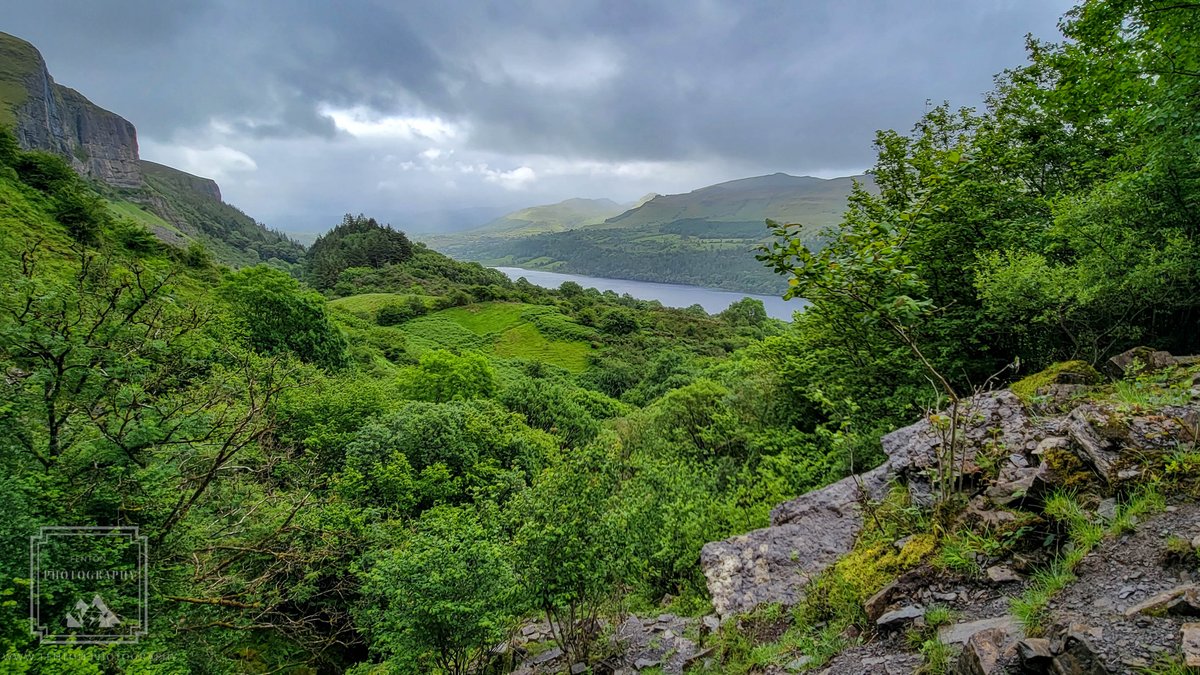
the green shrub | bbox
[357,505,520,674]
[219,265,349,369]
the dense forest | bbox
[0,0,1198,673]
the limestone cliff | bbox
[0,31,304,265]
[0,32,141,187]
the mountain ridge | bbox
[466,196,631,237]
[427,172,868,294]
[603,172,867,231]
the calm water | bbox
[493,267,805,321]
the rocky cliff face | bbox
[0,32,305,267]
[56,86,141,187]
[2,32,141,188]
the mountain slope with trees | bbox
[429,173,868,294]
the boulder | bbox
[1123,584,1200,618]
[985,465,1044,507]
[986,565,1021,584]
[1064,405,1124,482]
[939,616,1021,646]
[528,647,563,666]
[1105,346,1178,378]
[769,463,890,526]
[881,391,1037,506]
[1051,630,1107,675]
[876,605,924,629]
[1065,403,1199,482]
[702,465,888,618]
[955,626,1019,675]
[1035,383,1091,409]
[1016,638,1054,672]
[864,580,901,623]
[1034,436,1070,455]
[1184,623,1200,667]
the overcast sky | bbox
[6,1,1072,234]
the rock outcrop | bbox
[700,356,1200,620]
[700,465,889,618]
[1,31,305,266]
[2,32,141,187]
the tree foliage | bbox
[219,265,349,369]
[307,214,414,290]
[358,506,519,674]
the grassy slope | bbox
[328,292,434,319]
[0,32,39,129]
[381,301,595,373]
[107,199,184,235]
[126,161,303,267]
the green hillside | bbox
[119,160,304,266]
[605,173,862,232]
[0,32,39,128]
[468,197,628,237]
[3,4,1200,674]
[430,174,869,294]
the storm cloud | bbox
[5,1,1072,234]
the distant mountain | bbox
[631,192,659,209]
[399,205,511,234]
[429,173,869,294]
[0,31,302,266]
[603,173,865,234]
[468,197,630,237]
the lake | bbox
[493,267,805,321]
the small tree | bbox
[718,297,768,328]
[513,446,622,663]
[759,181,966,505]
[401,350,497,402]
[359,506,519,674]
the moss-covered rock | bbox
[1011,361,1103,404]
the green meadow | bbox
[338,299,596,373]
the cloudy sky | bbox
[7,1,1072,234]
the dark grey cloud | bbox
[3,1,1072,232]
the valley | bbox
[427,174,868,294]
[2,3,1199,674]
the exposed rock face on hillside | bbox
[701,351,1200,621]
[2,33,141,187]
[701,466,891,618]
[1,31,304,266]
